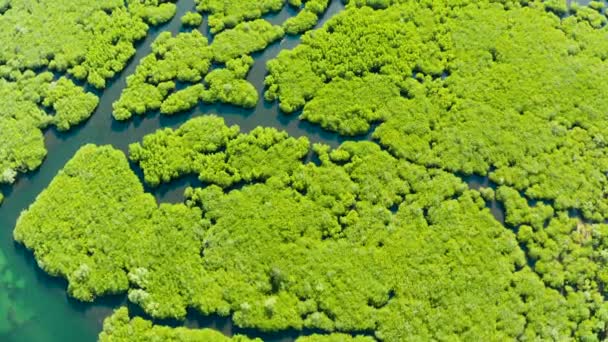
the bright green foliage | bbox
[266,3,442,115]
[161,84,206,115]
[496,186,554,230]
[588,1,605,11]
[195,0,284,33]
[99,307,260,342]
[195,0,330,35]
[129,116,308,187]
[0,117,46,183]
[124,203,206,318]
[0,0,178,205]
[0,72,51,184]
[543,0,569,15]
[14,0,608,340]
[43,78,99,131]
[13,145,204,310]
[181,11,204,27]
[13,145,157,301]
[113,31,213,120]
[283,10,320,35]
[202,57,259,108]
[18,116,599,339]
[211,20,285,63]
[99,308,375,342]
[571,3,607,29]
[129,116,240,186]
[296,334,375,342]
[0,73,97,182]
[201,69,258,108]
[496,185,608,338]
[283,0,330,35]
[300,74,399,135]
[129,0,177,26]
[267,1,608,222]
[0,0,173,88]
[114,27,265,119]
[0,71,81,195]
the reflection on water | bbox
[0,1,349,341]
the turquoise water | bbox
[0,1,350,341]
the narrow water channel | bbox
[0,1,350,341]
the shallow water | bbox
[0,1,350,341]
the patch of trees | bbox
[16,117,604,340]
[0,71,97,202]
[12,0,608,340]
[194,0,284,33]
[283,0,330,35]
[494,186,608,340]
[113,31,213,120]
[194,0,332,34]
[129,116,308,187]
[266,0,608,223]
[0,0,175,88]
[113,22,280,119]
[114,0,346,121]
[99,307,374,341]
[297,334,375,342]
[265,2,447,130]
[0,0,178,204]
[201,56,259,108]
[13,145,204,308]
[181,11,203,27]
[99,307,260,341]
[299,74,399,135]
[43,78,100,131]
[128,0,178,26]
[211,20,284,63]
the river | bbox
[0,1,350,341]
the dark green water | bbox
[0,1,349,341]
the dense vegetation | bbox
[0,0,177,204]
[16,115,608,340]
[181,11,203,27]
[283,0,330,35]
[210,20,284,63]
[11,0,608,341]
[112,30,213,120]
[13,145,204,304]
[129,116,308,187]
[195,0,284,33]
[112,20,283,120]
[266,0,608,223]
[113,0,346,121]
[194,0,331,34]
[100,307,260,342]
[100,307,374,341]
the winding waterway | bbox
[0,1,354,341]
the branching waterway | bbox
[3,0,564,340]
[0,1,367,341]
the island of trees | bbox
[100,307,373,342]
[7,0,608,341]
[15,114,608,340]
[0,0,179,204]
